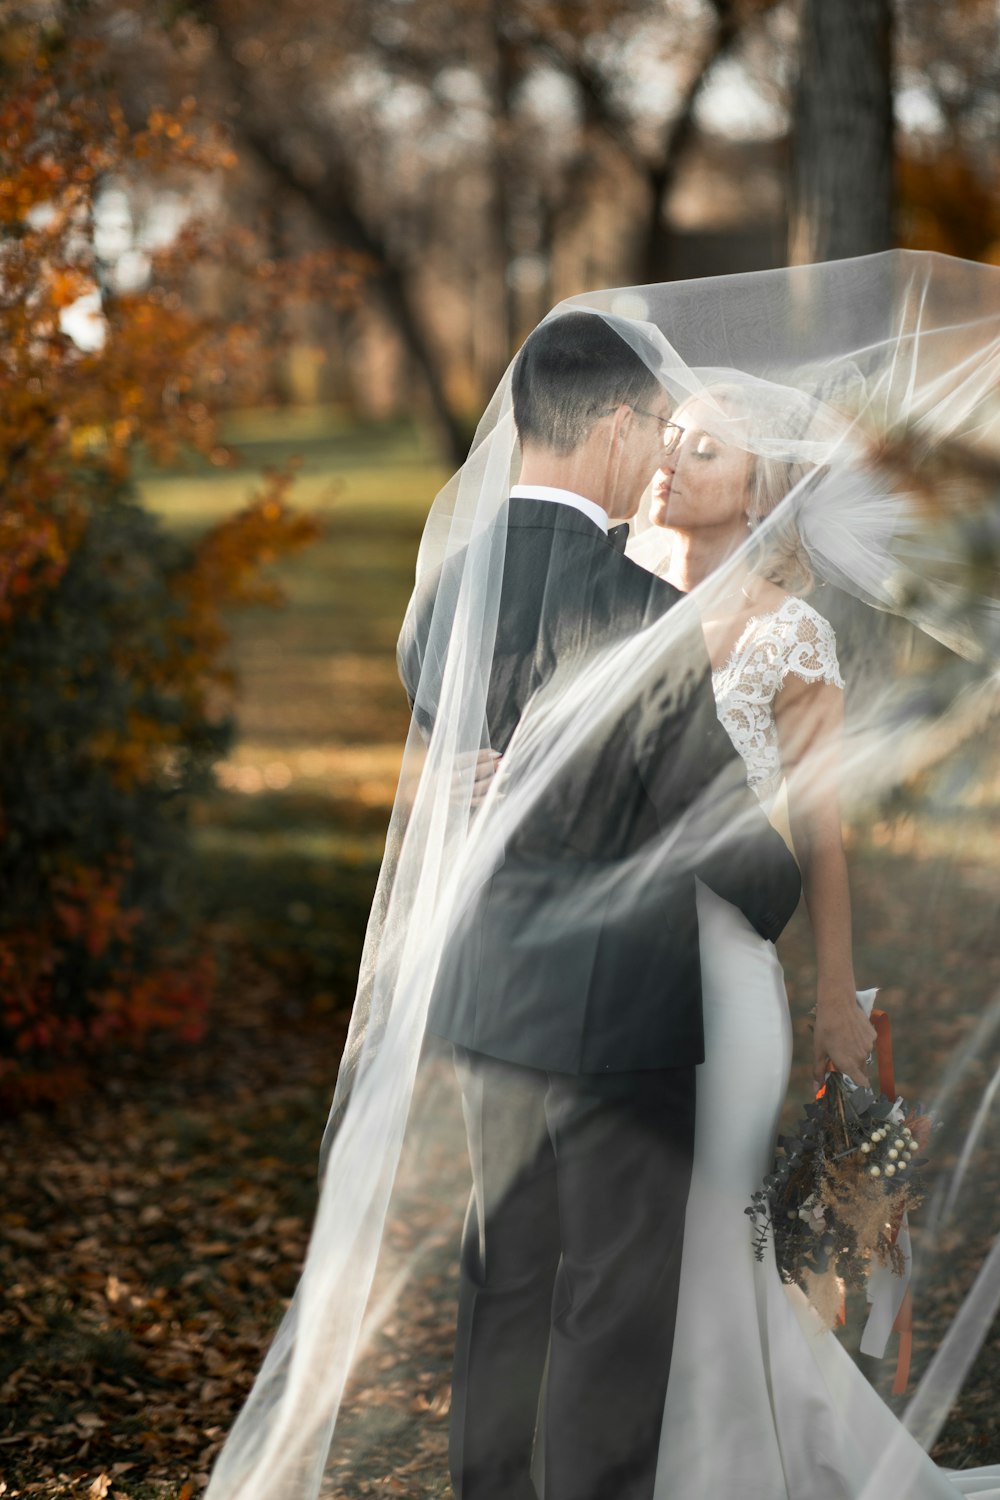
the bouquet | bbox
[747,1072,929,1295]
[747,1002,931,1362]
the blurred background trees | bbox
[0,19,336,1102]
[1,6,997,1488]
[1,0,997,1104]
[51,0,1000,462]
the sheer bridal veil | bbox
[205,250,1000,1500]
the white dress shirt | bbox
[509,484,609,535]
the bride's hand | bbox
[812,992,877,1089]
[471,749,501,806]
[450,749,501,808]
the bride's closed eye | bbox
[692,435,718,459]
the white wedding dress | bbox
[654,596,1000,1500]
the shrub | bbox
[0,22,336,1104]
[0,470,320,1105]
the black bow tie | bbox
[608,523,630,554]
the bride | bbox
[203,253,1000,1500]
[636,385,1000,1500]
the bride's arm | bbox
[774,675,876,1088]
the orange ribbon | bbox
[891,1286,914,1394]
[870,1008,896,1099]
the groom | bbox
[397,313,801,1500]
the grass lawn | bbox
[142,410,447,1006]
[1,411,998,1497]
[2,412,447,1499]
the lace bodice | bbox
[712,596,844,805]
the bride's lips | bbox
[653,477,676,504]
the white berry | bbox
[869,1165,881,1177]
[885,1163,896,1176]
[860,1142,872,1153]
[888,1148,899,1160]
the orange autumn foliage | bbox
[0,21,353,1107]
[898,147,1000,266]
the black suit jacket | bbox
[397,498,801,1074]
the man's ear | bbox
[610,402,633,446]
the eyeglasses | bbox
[631,409,685,453]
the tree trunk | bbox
[239,117,471,467]
[789,0,895,264]
[635,0,746,284]
[480,0,518,396]
[634,165,671,286]
[193,0,471,468]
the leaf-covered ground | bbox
[3,834,998,1500]
[0,950,337,1498]
[2,417,998,1497]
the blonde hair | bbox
[705,383,820,595]
[745,452,818,594]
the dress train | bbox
[652,881,1000,1500]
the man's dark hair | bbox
[511,311,662,454]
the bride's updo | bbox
[744,448,819,596]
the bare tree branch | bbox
[528,0,781,280]
[193,0,471,464]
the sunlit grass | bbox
[213,741,404,807]
[137,409,447,527]
[194,823,388,867]
[138,411,446,986]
